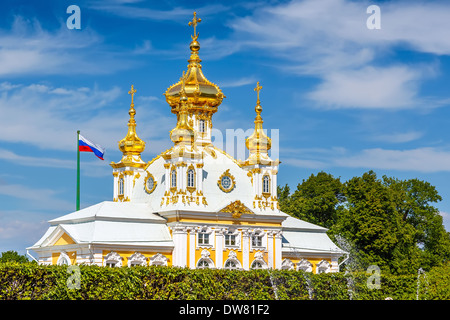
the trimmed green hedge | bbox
[1,262,449,300]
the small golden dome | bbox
[245,82,272,163]
[164,12,225,114]
[118,85,146,156]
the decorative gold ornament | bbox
[144,172,157,194]
[217,169,236,193]
[170,71,196,147]
[220,200,254,219]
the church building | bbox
[28,13,345,273]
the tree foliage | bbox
[1,262,449,300]
[0,251,28,263]
[278,171,450,274]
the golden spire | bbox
[245,82,272,164]
[170,72,195,146]
[164,12,225,115]
[118,85,146,157]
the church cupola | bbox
[240,82,280,211]
[245,82,272,165]
[110,85,146,202]
[164,12,225,147]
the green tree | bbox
[382,176,450,270]
[278,172,344,228]
[0,250,29,263]
[330,171,419,274]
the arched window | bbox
[171,169,177,188]
[187,169,195,188]
[197,259,210,269]
[224,260,237,269]
[196,249,214,269]
[262,175,270,194]
[223,251,241,270]
[251,261,263,269]
[250,251,267,269]
[118,177,124,195]
[199,119,206,133]
[57,252,71,266]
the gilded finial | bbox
[128,85,137,105]
[118,84,145,157]
[254,82,263,116]
[188,11,202,40]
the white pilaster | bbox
[172,225,188,267]
[188,227,196,269]
[274,230,282,269]
[267,231,274,269]
[215,228,225,269]
[242,229,250,270]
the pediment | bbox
[43,225,78,247]
[219,200,254,218]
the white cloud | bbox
[283,146,450,173]
[333,147,450,172]
[0,81,174,156]
[0,15,134,76]
[215,0,450,109]
[371,131,424,144]
[220,76,257,88]
[88,2,229,21]
[0,183,73,211]
[307,66,420,109]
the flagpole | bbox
[76,130,80,211]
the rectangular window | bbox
[225,234,236,246]
[198,233,209,245]
[251,235,263,247]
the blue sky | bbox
[1,0,450,256]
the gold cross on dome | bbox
[188,12,202,39]
[254,82,262,103]
[128,85,137,104]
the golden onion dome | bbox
[118,85,146,155]
[164,12,225,114]
[245,82,272,163]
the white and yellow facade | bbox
[28,13,345,273]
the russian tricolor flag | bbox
[79,134,105,160]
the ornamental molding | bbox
[297,259,313,272]
[201,249,211,259]
[219,200,253,218]
[282,258,294,270]
[228,250,237,260]
[104,251,123,267]
[128,252,147,267]
[144,172,157,194]
[150,253,168,266]
[254,251,265,260]
[217,169,236,193]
